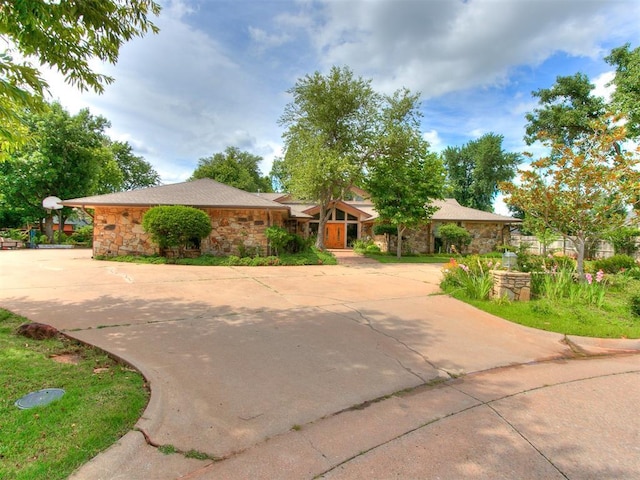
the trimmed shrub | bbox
[439,224,472,253]
[365,243,381,253]
[592,254,637,274]
[142,206,212,257]
[353,238,376,254]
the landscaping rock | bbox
[17,322,59,340]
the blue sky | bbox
[43,0,640,210]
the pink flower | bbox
[596,269,604,283]
[585,273,593,285]
[460,264,470,273]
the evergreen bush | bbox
[142,206,212,257]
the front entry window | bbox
[347,223,358,247]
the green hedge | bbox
[142,206,212,256]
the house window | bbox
[347,223,358,246]
[335,209,345,220]
[347,213,357,221]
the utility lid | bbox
[15,388,65,409]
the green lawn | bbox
[0,310,149,480]
[444,277,640,339]
[364,253,452,263]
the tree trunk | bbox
[575,236,585,277]
[44,215,54,243]
[396,225,405,258]
[316,220,325,250]
[315,202,331,250]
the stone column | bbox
[490,270,531,301]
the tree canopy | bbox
[110,141,160,191]
[276,66,380,249]
[0,0,161,152]
[0,102,159,233]
[606,43,640,139]
[190,146,272,192]
[0,103,108,236]
[366,89,444,257]
[502,114,640,275]
[442,133,520,212]
[524,73,607,147]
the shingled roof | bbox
[430,198,520,222]
[62,178,289,210]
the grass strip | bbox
[0,309,149,480]
[444,279,640,339]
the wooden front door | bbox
[325,223,345,249]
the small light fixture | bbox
[502,251,517,271]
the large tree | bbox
[190,146,272,192]
[606,43,640,139]
[442,133,520,212]
[277,66,380,249]
[110,141,160,191]
[524,73,606,147]
[0,103,111,238]
[0,0,160,152]
[502,114,640,275]
[367,90,444,257]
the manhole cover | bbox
[15,388,65,409]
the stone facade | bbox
[490,270,531,301]
[463,222,511,255]
[200,208,287,256]
[371,221,510,255]
[93,207,153,256]
[92,206,287,257]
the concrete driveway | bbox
[1,249,638,479]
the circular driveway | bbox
[1,249,638,479]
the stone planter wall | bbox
[491,270,531,302]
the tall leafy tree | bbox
[367,90,444,257]
[277,66,380,249]
[0,0,160,152]
[190,146,272,192]
[502,114,640,275]
[110,141,160,191]
[606,43,640,139]
[0,103,110,238]
[524,73,606,147]
[442,133,520,212]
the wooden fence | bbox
[510,235,640,260]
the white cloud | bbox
[592,70,615,102]
[308,0,637,97]
[423,129,445,153]
[43,0,288,183]
[29,0,638,195]
[248,27,291,50]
